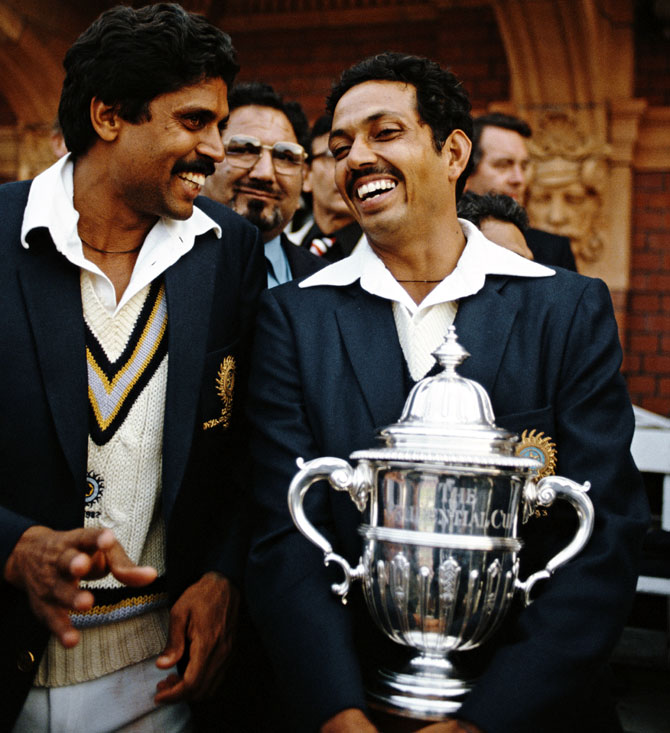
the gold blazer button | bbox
[16,650,35,673]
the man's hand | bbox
[154,571,240,704]
[3,525,157,648]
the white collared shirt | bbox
[300,219,554,379]
[21,155,222,314]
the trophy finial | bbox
[432,325,470,375]
[386,323,497,436]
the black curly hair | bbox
[457,191,530,232]
[59,3,238,159]
[326,51,473,197]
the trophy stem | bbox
[367,652,472,721]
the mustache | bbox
[235,180,280,196]
[346,164,402,199]
[172,158,215,177]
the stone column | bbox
[486,0,644,337]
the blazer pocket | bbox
[199,342,240,432]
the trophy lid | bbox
[351,326,540,471]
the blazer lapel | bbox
[18,232,88,493]
[335,277,519,431]
[454,276,519,394]
[281,233,324,279]
[335,288,407,430]
[162,238,217,519]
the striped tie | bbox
[309,236,336,257]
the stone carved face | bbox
[526,112,609,263]
[526,158,605,262]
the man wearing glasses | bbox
[204,82,324,287]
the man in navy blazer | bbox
[464,112,577,272]
[0,6,265,731]
[245,53,648,733]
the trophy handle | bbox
[288,456,373,603]
[517,475,595,606]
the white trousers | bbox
[12,656,192,733]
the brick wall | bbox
[228,5,508,121]
[624,172,670,414]
[635,1,670,106]
[626,4,670,416]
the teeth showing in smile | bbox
[356,178,397,201]
[179,172,206,190]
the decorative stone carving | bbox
[526,109,610,264]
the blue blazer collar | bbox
[455,275,519,395]
[18,228,88,496]
[161,233,219,518]
[335,287,406,431]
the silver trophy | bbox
[288,326,594,721]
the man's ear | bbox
[445,129,472,182]
[89,98,121,142]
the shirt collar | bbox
[21,154,222,254]
[300,218,554,314]
[264,233,292,288]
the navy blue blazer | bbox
[245,269,648,733]
[0,180,265,728]
[280,232,326,279]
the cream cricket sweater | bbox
[36,272,170,686]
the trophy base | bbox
[367,655,472,722]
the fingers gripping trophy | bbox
[288,326,594,721]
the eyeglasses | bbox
[224,135,307,175]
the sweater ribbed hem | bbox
[34,608,169,687]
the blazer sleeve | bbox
[0,508,37,573]
[245,288,368,731]
[458,278,649,733]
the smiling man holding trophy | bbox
[245,53,648,733]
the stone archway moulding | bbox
[489,0,646,297]
[0,0,82,179]
[0,4,63,123]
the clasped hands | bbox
[4,525,239,703]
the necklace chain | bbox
[396,278,443,283]
[80,237,142,255]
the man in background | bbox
[465,112,577,270]
[289,114,364,262]
[457,190,534,259]
[203,81,323,286]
